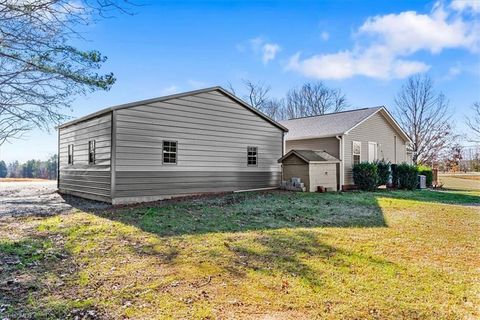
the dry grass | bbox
[439,174,480,192]
[1,189,479,319]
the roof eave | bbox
[285,133,344,141]
[57,86,288,132]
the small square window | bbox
[68,144,74,165]
[247,146,258,166]
[88,140,96,165]
[163,141,177,164]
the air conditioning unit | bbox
[418,175,426,189]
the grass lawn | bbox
[1,188,479,319]
[439,174,480,191]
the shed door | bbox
[368,142,377,162]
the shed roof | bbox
[279,106,411,142]
[57,86,288,132]
[278,149,340,163]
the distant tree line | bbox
[0,155,57,180]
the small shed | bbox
[278,150,340,192]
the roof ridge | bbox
[282,106,383,121]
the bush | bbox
[396,163,418,190]
[374,159,391,186]
[353,162,378,191]
[391,163,399,188]
[417,165,433,187]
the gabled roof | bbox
[58,86,288,131]
[279,106,411,143]
[278,149,340,163]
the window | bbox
[368,142,377,162]
[163,141,177,164]
[352,141,361,165]
[247,146,258,166]
[88,140,96,164]
[68,144,74,165]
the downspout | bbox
[281,131,285,183]
[57,128,60,189]
[336,135,344,190]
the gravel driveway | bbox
[0,180,110,218]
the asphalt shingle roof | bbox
[279,106,383,140]
[278,150,340,163]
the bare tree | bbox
[242,80,271,111]
[395,75,455,165]
[284,82,348,119]
[226,79,284,119]
[0,0,134,145]
[466,102,480,142]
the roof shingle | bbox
[279,106,383,140]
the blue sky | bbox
[1,0,479,162]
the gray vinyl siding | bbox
[285,137,340,159]
[281,154,310,191]
[343,112,407,185]
[58,113,112,202]
[113,90,283,203]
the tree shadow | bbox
[0,235,104,319]
[90,191,388,238]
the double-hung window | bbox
[88,140,96,164]
[352,141,361,165]
[163,141,177,164]
[247,146,258,166]
[68,144,74,165]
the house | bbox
[279,107,412,190]
[57,87,288,204]
[278,150,340,191]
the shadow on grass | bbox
[0,236,103,319]
[94,191,388,238]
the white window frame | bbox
[247,146,258,166]
[368,141,377,162]
[88,140,96,165]
[68,144,74,165]
[162,140,178,165]
[352,141,361,165]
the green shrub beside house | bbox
[353,161,430,191]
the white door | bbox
[368,142,377,162]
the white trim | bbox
[345,107,411,143]
[285,133,344,142]
[336,135,344,189]
[368,141,378,162]
[352,140,361,165]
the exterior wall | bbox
[343,112,408,185]
[58,113,112,202]
[281,155,310,191]
[112,90,283,204]
[309,163,337,192]
[285,137,340,159]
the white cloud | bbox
[261,43,281,64]
[320,31,330,41]
[358,7,478,54]
[161,85,179,95]
[286,3,479,80]
[248,37,281,64]
[287,49,430,80]
[451,0,480,13]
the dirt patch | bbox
[0,181,110,218]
